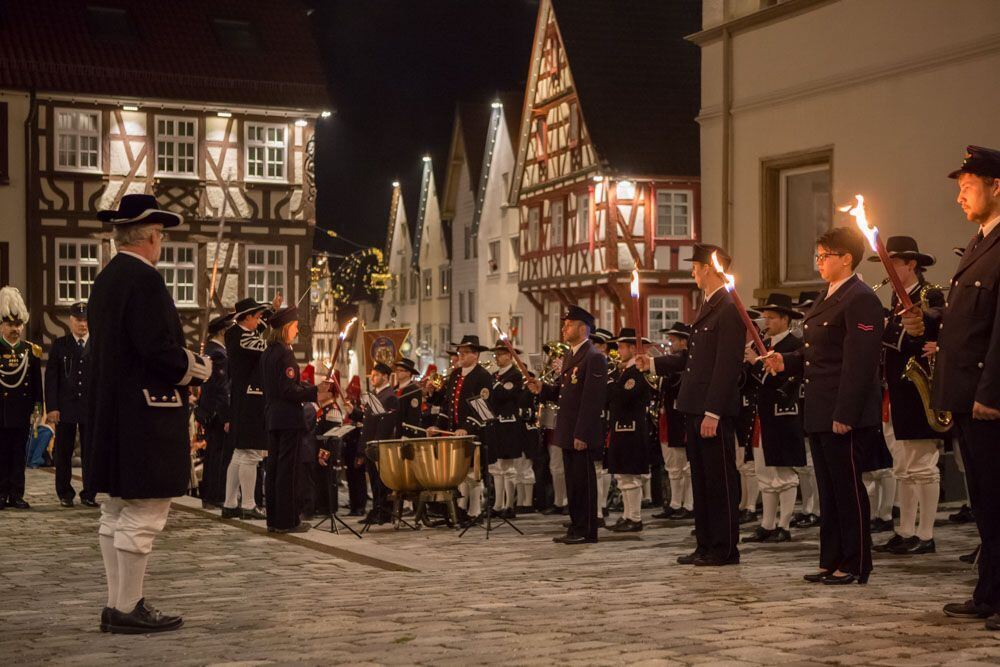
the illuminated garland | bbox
[326,246,389,306]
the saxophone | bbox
[901,284,952,433]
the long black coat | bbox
[44,334,89,424]
[260,342,318,431]
[355,384,400,446]
[884,281,947,440]
[486,365,525,460]
[517,385,541,458]
[606,364,652,474]
[436,364,494,435]
[1,340,43,428]
[932,224,1000,413]
[86,253,208,499]
[395,381,423,436]
[653,288,745,418]
[194,339,229,427]
[754,332,806,467]
[538,340,608,452]
[225,323,267,450]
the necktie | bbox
[972,229,985,251]
[77,338,85,350]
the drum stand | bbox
[459,441,524,539]
[312,448,362,539]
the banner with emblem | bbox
[362,327,411,370]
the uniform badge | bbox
[285,367,296,379]
[503,382,514,390]
[411,398,419,408]
[480,388,490,399]
[624,378,636,390]
[571,367,579,384]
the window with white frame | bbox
[655,190,693,239]
[245,246,286,303]
[575,194,589,244]
[246,123,287,180]
[55,239,101,303]
[779,163,831,283]
[648,296,683,340]
[55,109,100,172]
[439,265,450,296]
[155,116,197,176]
[158,243,197,305]
[550,200,564,248]
[458,291,466,323]
[422,269,432,298]
[527,207,540,251]
[468,289,476,323]
[487,239,501,275]
[508,235,519,272]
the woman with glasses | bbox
[765,226,884,584]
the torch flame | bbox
[491,317,508,340]
[339,316,358,341]
[841,194,878,252]
[630,268,640,298]
[710,251,736,292]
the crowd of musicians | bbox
[0,145,998,634]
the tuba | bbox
[901,283,952,433]
[539,340,569,383]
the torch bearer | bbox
[326,316,358,396]
[711,252,770,358]
[491,318,530,377]
[841,194,914,311]
[630,268,644,355]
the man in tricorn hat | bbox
[868,237,943,556]
[637,244,746,566]
[88,194,212,633]
[45,300,96,508]
[0,286,43,511]
[903,146,1000,630]
[527,306,608,544]
[194,313,235,509]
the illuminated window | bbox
[655,191,693,239]
[158,243,197,305]
[550,200,564,248]
[55,109,100,172]
[246,123,286,180]
[648,296,682,341]
[55,239,101,303]
[155,116,197,176]
[245,246,285,303]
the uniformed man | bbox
[194,313,234,509]
[349,361,400,524]
[526,306,608,545]
[393,358,423,435]
[736,325,762,525]
[652,322,694,521]
[870,237,943,555]
[591,327,615,521]
[637,244,745,566]
[743,293,805,543]
[0,287,43,510]
[484,343,525,518]
[516,371,541,512]
[429,335,493,523]
[605,328,652,532]
[222,296,277,520]
[790,291,821,529]
[539,342,568,516]
[45,301,95,508]
[902,146,1000,629]
[88,194,212,633]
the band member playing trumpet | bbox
[870,236,943,556]
[764,226,884,585]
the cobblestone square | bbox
[0,470,995,666]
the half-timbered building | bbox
[511,0,702,343]
[0,0,330,358]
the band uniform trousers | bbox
[685,415,740,560]
[662,444,693,511]
[265,429,301,530]
[954,414,1000,612]
[0,426,30,501]
[810,431,872,577]
[198,420,227,506]
[885,414,940,541]
[563,447,598,539]
[794,448,820,517]
[54,421,93,501]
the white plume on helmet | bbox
[0,286,29,324]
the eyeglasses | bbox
[155,229,169,242]
[814,252,844,262]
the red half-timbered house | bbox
[511,0,702,341]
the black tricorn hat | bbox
[234,298,268,319]
[611,327,653,345]
[97,194,183,228]
[372,361,393,376]
[561,305,596,330]
[267,306,299,329]
[948,145,1000,180]
[660,322,692,338]
[688,243,732,271]
[393,357,417,375]
[757,293,804,319]
[208,312,235,335]
[450,334,490,352]
[589,327,613,344]
[794,291,821,309]
[866,235,935,267]
[69,301,88,320]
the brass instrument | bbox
[902,357,952,433]
[607,347,621,374]
[423,371,444,390]
[479,359,495,371]
[539,340,569,383]
[872,276,891,291]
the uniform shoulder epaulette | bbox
[28,341,42,359]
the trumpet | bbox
[538,340,569,383]
[422,371,444,390]
[479,359,495,371]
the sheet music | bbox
[361,391,386,415]
[322,424,357,439]
[467,396,496,422]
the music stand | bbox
[458,397,524,539]
[313,425,362,539]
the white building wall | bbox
[0,91,30,290]
[450,157,479,342]
[376,190,419,337]
[417,172,450,371]
[698,0,1000,302]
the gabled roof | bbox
[0,0,330,110]
[550,0,701,177]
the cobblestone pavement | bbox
[1,469,997,666]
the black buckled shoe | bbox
[943,599,994,619]
[241,508,267,521]
[874,533,906,553]
[652,507,677,520]
[741,527,773,543]
[676,551,703,565]
[560,535,597,545]
[763,527,791,543]
[220,507,241,519]
[823,571,868,585]
[9,497,30,510]
[106,599,183,634]
[80,498,100,508]
[738,509,757,524]
[803,570,831,583]
[59,498,74,508]
[669,508,694,521]
[791,513,820,528]
[898,538,935,555]
[870,517,894,533]
[100,607,111,632]
[693,553,740,567]
[948,504,974,524]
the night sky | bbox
[308,0,539,257]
